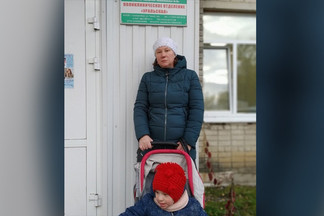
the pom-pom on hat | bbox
[152,162,186,203]
[153,37,177,55]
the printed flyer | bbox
[64,54,74,88]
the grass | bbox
[204,185,256,216]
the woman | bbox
[133,37,204,161]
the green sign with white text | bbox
[120,0,187,26]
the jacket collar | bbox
[154,55,187,76]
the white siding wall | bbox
[103,1,199,215]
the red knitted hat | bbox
[152,162,186,203]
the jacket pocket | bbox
[182,107,188,120]
[148,107,152,120]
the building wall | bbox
[198,0,256,186]
[103,1,200,214]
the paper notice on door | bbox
[64,54,74,88]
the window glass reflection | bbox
[203,49,230,111]
[237,44,256,113]
[204,14,256,42]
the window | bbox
[203,13,256,122]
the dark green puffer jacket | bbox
[133,55,204,160]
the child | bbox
[119,162,207,216]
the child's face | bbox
[154,190,175,209]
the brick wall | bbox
[198,123,256,185]
[198,0,256,185]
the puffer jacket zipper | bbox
[164,71,169,141]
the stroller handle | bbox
[136,141,179,162]
[150,141,178,149]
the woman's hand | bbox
[177,141,191,151]
[138,135,153,151]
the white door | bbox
[64,0,101,215]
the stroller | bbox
[133,142,205,208]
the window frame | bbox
[202,13,256,123]
[203,44,233,114]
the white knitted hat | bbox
[153,37,177,55]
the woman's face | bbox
[154,190,175,209]
[155,46,176,68]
